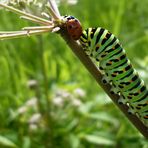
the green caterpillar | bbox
[65,16,148,126]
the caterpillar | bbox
[64,16,148,126]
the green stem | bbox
[37,35,54,147]
[38,35,50,108]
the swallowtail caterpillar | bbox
[64,15,148,127]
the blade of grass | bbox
[113,0,125,35]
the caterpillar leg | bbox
[110,85,119,94]
[102,74,111,84]
[140,112,148,127]
[118,97,136,114]
[133,102,148,128]
[127,108,134,114]
[118,95,127,104]
[136,108,148,123]
[127,104,136,114]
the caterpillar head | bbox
[64,15,82,40]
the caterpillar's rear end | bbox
[79,27,148,126]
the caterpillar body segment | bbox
[99,50,126,70]
[112,71,141,92]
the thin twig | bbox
[0,30,50,40]
[46,5,60,21]
[20,16,52,26]
[48,0,61,19]
[22,26,54,31]
[41,12,50,19]
[0,31,25,34]
[59,26,148,139]
[0,3,51,25]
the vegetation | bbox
[0,0,148,147]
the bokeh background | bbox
[0,0,148,147]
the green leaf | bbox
[87,112,118,125]
[69,134,80,148]
[0,135,17,147]
[83,134,115,146]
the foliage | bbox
[0,0,148,147]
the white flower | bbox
[26,97,38,107]
[137,69,147,79]
[27,79,38,88]
[29,113,41,124]
[72,99,82,107]
[67,0,78,5]
[59,0,78,5]
[56,89,71,98]
[17,106,27,114]
[0,0,9,4]
[29,124,38,131]
[35,2,42,8]
[74,88,86,97]
[52,96,63,106]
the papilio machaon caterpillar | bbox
[64,16,148,127]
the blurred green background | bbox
[0,0,148,147]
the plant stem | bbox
[59,27,148,139]
[38,35,50,108]
[37,35,54,147]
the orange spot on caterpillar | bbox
[144,115,148,119]
[123,69,126,72]
[111,73,117,77]
[96,44,100,49]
